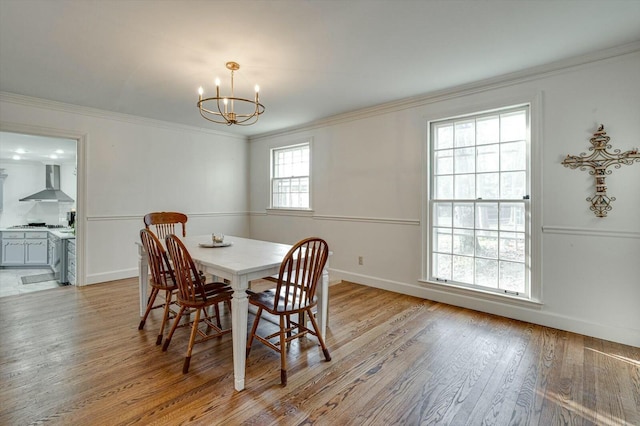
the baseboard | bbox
[330,269,640,348]
[86,268,138,285]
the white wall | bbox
[248,49,640,347]
[0,161,76,227]
[0,95,250,284]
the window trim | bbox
[421,92,542,304]
[269,139,312,210]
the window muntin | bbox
[271,143,310,209]
[429,106,530,297]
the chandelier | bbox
[197,61,265,126]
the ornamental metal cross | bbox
[562,125,639,217]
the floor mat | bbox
[21,273,56,284]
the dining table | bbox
[136,234,330,391]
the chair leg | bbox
[279,314,288,386]
[183,308,201,374]
[286,314,292,347]
[162,306,185,352]
[307,308,331,362]
[246,307,262,358]
[214,303,222,328]
[156,290,172,345]
[138,287,160,330]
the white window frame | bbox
[270,140,312,210]
[422,96,542,305]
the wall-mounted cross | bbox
[562,125,639,217]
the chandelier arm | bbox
[215,98,231,124]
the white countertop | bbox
[1,228,76,240]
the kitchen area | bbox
[0,132,77,297]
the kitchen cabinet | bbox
[48,232,61,280]
[1,231,48,266]
[67,239,76,285]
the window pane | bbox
[435,124,453,150]
[499,203,525,232]
[435,175,453,199]
[452,255,474,284]
[501,111,527,142]
[476,230,499,259]
[453,203,474,228]
[434,150,454,175]
[477,144,499,172]
[434,202,452,227]
[453,229,474,256]
[476,203,499,230]
[499,261,525,293]
[454,120,475,147]
[500,141,526,171]
[434,228,452,253]
[499,232,525,262]
[500,171,526,199]
[454,174,475,199]
[434,253,452,280]
[454,147,475,174]
[477,116,499,145]
[475,258,498,288]
[476,173,499,200]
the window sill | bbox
[418,279,543,309]
[266,208,314,217]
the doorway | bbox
[0,126,85,297]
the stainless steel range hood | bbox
[19,165,74,202]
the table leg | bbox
[231,274,249,391]
[316,262,329,339]
[137,244,149,316]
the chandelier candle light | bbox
[197,61,265,126]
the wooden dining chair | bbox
[246,237,331,386]
[143,212,188,240]
[163,234,233,374]
[138,229,177,345]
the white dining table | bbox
[136,234,330,391]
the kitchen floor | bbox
[0,268,64,298]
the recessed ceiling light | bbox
[16,148,26,154]
[13,155,21,160]
[55,149,64,154]
[50,154,58,159]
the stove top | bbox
[9,224,69,229]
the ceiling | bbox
[0,131,76,163]
[1,0,640,138]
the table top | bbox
[181,235,293,276]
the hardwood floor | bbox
[1,279,638,425]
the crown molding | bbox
[250,41,640,142]
[0,92,247,141]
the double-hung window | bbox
[271,142,310,209]
[427,105,531,297]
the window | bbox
[271,142,310,209]
[427,105,531,298]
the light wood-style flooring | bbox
[1,278,638,425]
